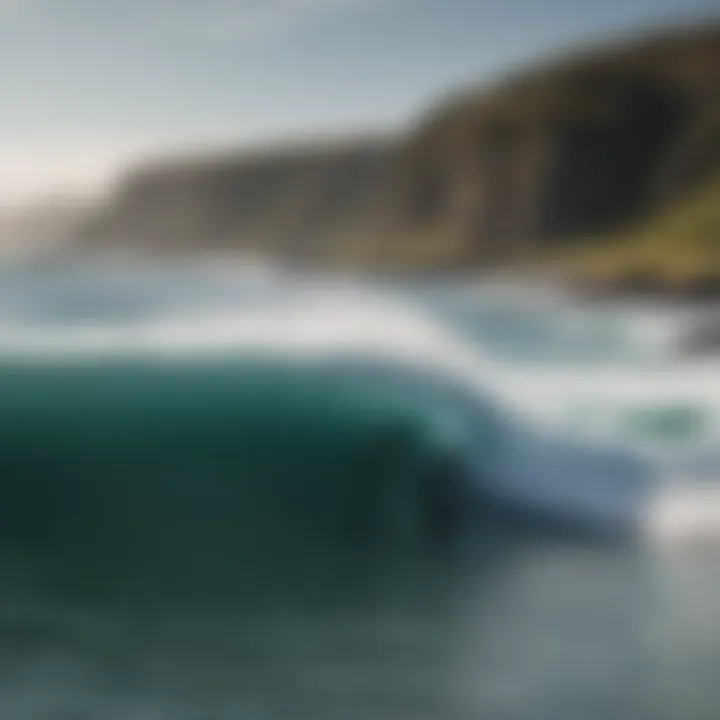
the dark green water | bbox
[0,357,494,599]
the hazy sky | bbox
[0,0,718,204]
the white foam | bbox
[643,484,720,549]
[2,282,720,450]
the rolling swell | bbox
[0,355,498,599]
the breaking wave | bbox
[0,261,718,597]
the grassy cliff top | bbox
[542,174,720,291]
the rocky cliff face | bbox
[80,140,397,263]
[392,25,720,266]
[80,24,720,271]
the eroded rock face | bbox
[396,26,719,262]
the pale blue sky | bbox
[0,0,717,203]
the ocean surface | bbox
[0,260,719,719]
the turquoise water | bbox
[0,262,718,718]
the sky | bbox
[0,0,718,205]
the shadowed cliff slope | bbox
[80,24,720,279]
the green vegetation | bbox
[544,175,720,291]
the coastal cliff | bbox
[79,24,720,288]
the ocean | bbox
[0,260,718,719]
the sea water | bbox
[0,261,718,719]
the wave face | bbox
[0,357,497,597]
